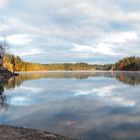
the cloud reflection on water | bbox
[0,71,140,140]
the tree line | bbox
[3,54,140,72]
[3,54,95,71]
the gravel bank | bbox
[0,125,77,140]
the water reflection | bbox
[0,71,140,140]
[6,71,140,89]
[0,83,8,111]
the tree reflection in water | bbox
[0,84,8,111]
[1,71,139,111]
[5,72,140,90]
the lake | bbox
[0,71,140,140]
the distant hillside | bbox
[3,54,140,72]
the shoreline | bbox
[0,68,16,82]
[0,125,76,140]
[16,70,140,73]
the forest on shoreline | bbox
[3,54,140,72]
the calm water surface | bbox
[0,71,140,140]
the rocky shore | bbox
[0,125,77,140]
[0,67,16,82]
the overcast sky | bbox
[0,0,140,64]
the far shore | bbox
[15,70,140,73]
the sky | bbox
[0,0,140,64]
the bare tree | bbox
[0,36,8,66]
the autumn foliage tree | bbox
[112,56,140,71]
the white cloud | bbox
[74,85,116,96]
[72,31,138,57]
[11,46,43,57]
[104,31,138,44]
[72,43,116,56]
[19,86,42,93]
[0,0,8,8]
[7,34,32,45]
[0,24,8,32]
[19,48,42,57]
[74,85,136,107]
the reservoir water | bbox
[0,71,140,140]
